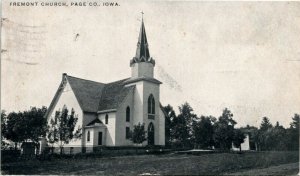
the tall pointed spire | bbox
[130,14,155,67]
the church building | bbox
[44,19,166,153]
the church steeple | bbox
[130,16,155,67]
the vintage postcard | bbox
[1,1,299,175]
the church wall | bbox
[84,128,94,148]
[82,113,97,147]
[115,89,134,146]
[131,62,154,78]
[47,81,83,151]
[84,127,107,150]
[98,112,116,146]
[130,82,144,125]
[125,80,163,146]
[158,108,165,146]
[142,81,160,145]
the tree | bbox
[290,114,299,130]
[5,111,23,149]
[129,123,147,145]
[271,122,287,150]
[193,116,215,149]
[241,125,259,151]
[287,114,299,150]
[258,117,273,150]
[163,105,177,147]
[23,107,48,142]
[260,117,272,131]
[172,102,197,148]
[232,129,246,152]
[47,108,82,154]
[213,108,237,150]
[1,110,8,149]
[4,107,48,150]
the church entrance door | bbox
[148,123,154,145]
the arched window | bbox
[126,107,130,122]
[87,131,90,142]
[105,114,108,124]
[148,94,155,119]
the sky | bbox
[1,1,300,127]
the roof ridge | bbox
[106,77,130,85]
[66,75,105,85]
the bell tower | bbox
[125,15,163,146]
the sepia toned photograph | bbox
[1,1,299,175]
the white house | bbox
[43,19,166,153]
[232,134,251,151]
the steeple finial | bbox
[141,11,144,21]
[130,13,155,67]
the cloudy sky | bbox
[2,1,300,127]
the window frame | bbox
[148,94,155,119]
[105,114,108,124]
[87,131,90,142]
[126,106,130,122]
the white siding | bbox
[116,89,134,146]
[98,112,116,146]
[125,80,163,146]
[84,129,94,147]
[158,108,165,146]
[131,62,154,78]
[47,81,83,148]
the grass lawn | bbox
[1,151,299,175]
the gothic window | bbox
[126,107,130,122]
[105,114,108,124]
[87,131,90,142]
[148,94,155,119]
[126,127,130,139]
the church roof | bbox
[67,76,105,113]
[86,118,103,126]
[98,79,135,111]
[65,75,135,113]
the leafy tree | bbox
[258,117,273,150]
[193,116,215,149]
[47,107,81,154]
[129,123,147,145]
[287,114,299,150]
[163,105,177,147]
[213,108,236,150]
[1,110,8,149]
[5,112,23,149]
[271,122,287,150]
[290,114,299,129]
[232,128,246,152]
[172,102,197,148]
[4,107,48,149]
[23,107,48,142]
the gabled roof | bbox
[86,118,103,126]
[65,75,135,113]
[98,79,135,111]
[67,75,105,113]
